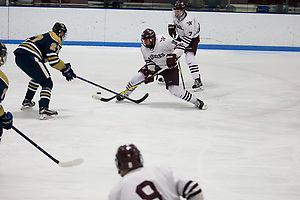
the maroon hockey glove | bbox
[145,76,154,84]
[139,65,156,84]
[166,53,177,69]
[168,24,176,38]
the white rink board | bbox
[0,6,300,47]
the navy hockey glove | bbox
[0,112,13,130]
[168,24,176,38]
[166,53,177,69]
[61,63,76,81]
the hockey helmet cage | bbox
[141,28,156,49]
[0,42,7,66]
[52,22,67,41]
[173,0,186,10]
[115,144,143,176]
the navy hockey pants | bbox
[15,54,53,109]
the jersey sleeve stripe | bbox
[182,180,202,199]
[17,45,42,61]
[22,42,42,55]
[187,182,199,193]
[186,188,202,199]
[0,105,4,116]
[182,180,192,198]
[46,52,60,66]
[46,52,58,57]
[0,71,9,87]
[181,36,192,45]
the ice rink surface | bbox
[0,44,300,200]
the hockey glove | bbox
[168,24,176,39]
[61,63,76,81]
[140,65,156,84]
[144,69,155,84]
[0,112,13,130]
[145,76,154,84]
[166,53,177,69]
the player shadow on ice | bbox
[13,109,40,119]
[146,102,195,110]
[13,108,73,120]
[113,98,195,110]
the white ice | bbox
[0,44,300,200]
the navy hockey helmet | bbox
[0,42,7,66]
[115,144,143,176]
[141,28,156,49]
[52,22,67,41]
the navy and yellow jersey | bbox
[0,70,9,117]
[14,31,66,71]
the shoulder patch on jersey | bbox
[49,31,62,45]
[0,70,9,87]
[160,36,167,42]
[0,106,4,117]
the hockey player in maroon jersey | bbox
[117,28,207,110]
[14,22,76,120]
[109,144,205,200]
[0,42,13,143]
[166,1,203,91]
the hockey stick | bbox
[98,66,169,102]
[12,126,84,167]
[170,34,185,89]
[76,76,149,104]
[177,60,185,89]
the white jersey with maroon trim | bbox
[109,165,204,200]
[172,12,201,47]
[141,34,184,71]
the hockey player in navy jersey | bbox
[109,144,205,200]
[0,42,13,143]
[166,1,203,91]
[117,28,207,110]
[14,22,76,120]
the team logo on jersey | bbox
[187,20,193,26]
[160,36,166,42]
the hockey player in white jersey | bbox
[117,28,207,110]
[109,144,205,200]
[167,1,203,91]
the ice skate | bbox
[194,99,207,110]
[39,107,58,120]
[21,99,36,110]
[192,78,203,91]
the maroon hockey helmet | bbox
[173,1,186,10]
[0,42,7,66]
[52,22,67,41]
[141,28,156,49]
[115,144,143,176]
[173,1,187,19]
